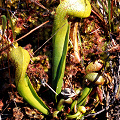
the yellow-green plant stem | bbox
[52,0,91,100]
[66,111,82,119]
[77,87,92,106]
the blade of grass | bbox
[91,5,107,25]
[108,0,111,30]
[97,0,108,13]
[7,10,15,41]
[1,15,7,35]
[78,31,84,66]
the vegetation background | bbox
[0,0,120,119]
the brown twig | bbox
[0,20,49,53]
[33,23,67,54]
[15,20,49,43]
[30,0,50,12]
